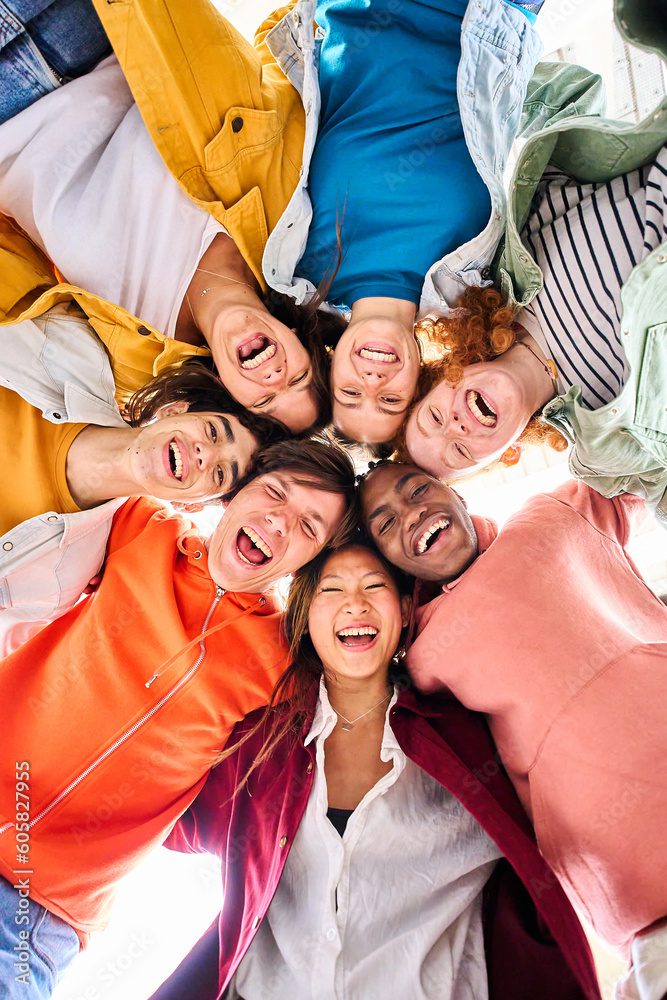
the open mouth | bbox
[466,389,497,428]
[237,335,277,371]
[414,516,451,556]
[336,625,379,649]
[357,343,398,364]
[168,439,185,481]
[235,526,273,567]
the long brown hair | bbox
[216,542,411,791]
[394,285,567,460]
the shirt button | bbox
[2,541,13,551]
[657,254,667,263]
[137,325,151,336]
[325,927,337,942]
[231,116,244,133]
[306,761,313,773]
[47,515,58,522]
[610,407,619,416]
[52,412,62,420]
[279,835,288,848]
[251,915,260,930]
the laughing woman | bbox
[0,0,342,434]
[154,542,600,1000]
[403,2,667,522]
[0,304,285,534]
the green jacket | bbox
[497,0,667,524]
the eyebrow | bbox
[366,472,421,522]
[220,416,234,443]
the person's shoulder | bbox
[509,480,637,544]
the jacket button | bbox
[52,412,62,420]
[306,761,313,773]
[2,541,12,551]
[231,116,244,133]
[251,915,260,929]
[279,835,288,848]
[137,325,151,336]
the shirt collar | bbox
[441,514,498,593]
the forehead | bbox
[320,545,387,578]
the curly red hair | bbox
[394,285,567,463]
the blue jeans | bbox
[0,876,80,998]
[0,0,110,124]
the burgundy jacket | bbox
[153,685,602,1000]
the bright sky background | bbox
[52,3,666,999]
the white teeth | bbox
[242,526,273,559]
[466,389,497,427]
[169,441,183,480]
[359,348,398,363]
[240,343,277,370]
[416,518,450,555]
[336,626,379,638]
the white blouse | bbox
[0,55,225,338]
[231,680,501,1000]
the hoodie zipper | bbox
[0,586,225,838]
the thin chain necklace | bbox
[184,267,254,332]
[516,338,559,392]
[334,693,391,733]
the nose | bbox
[262,364,286,386]
[264,507,289,537]
[445,409,468,435]
[360,368,386,383]
[406,502,427,534]
[193,440,213,471]
[343,592,371,615]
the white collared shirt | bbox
[231,679,501,1000]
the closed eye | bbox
[265,485,285,501]
[301,518,317,541]
[342,388,361,397]
[289,369,310,387]
[429,406,443,426]
[253,394,276,409]
[365,582,386,590]
[320,586,343,593]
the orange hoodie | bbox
[0,498,288,938]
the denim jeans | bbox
[0,876,80,998]
[0,0,110,124]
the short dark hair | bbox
[241,437,359,548]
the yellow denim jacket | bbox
[0,0,306,404]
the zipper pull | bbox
[216,586,225,598]
[145,672,159,688]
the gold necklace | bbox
[184,267,254,331]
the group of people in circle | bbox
[0,0,665,998]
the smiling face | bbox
[361,463,478,584]
[307,546,409,682]
[331,317,421,443]
[213,305,318,432]
[128,406,258,501]
[405,359,535,479]
[205,472,348,592]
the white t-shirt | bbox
[231,680,500,1000]
[0,55,225,337]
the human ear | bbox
[155,400,190,419]
[400,594,412,629]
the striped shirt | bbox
[518,143,667,409]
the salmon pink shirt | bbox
[407,481,667,953]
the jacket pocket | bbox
[203,107,281,174]
[634,322,667,438]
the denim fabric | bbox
[0,0,110,124]
[0,876,79,998]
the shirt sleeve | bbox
[163,761,237,856]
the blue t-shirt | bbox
[298,0,491,306]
